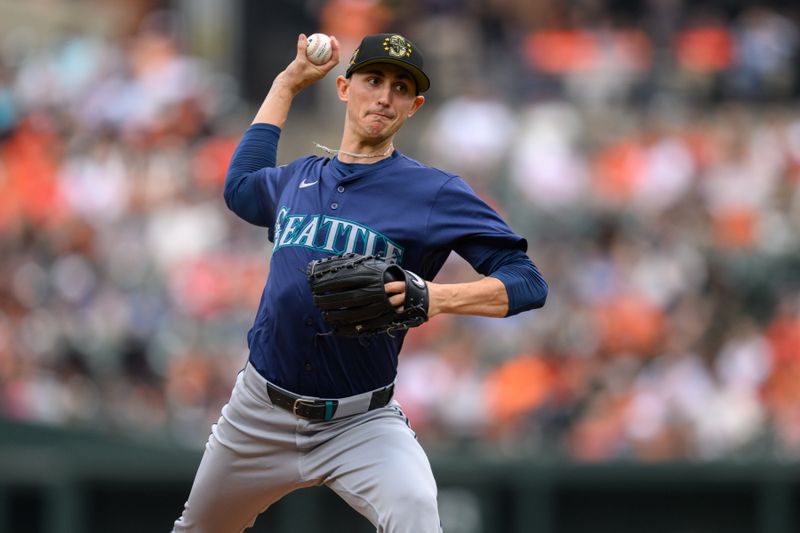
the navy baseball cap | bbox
[345,33,430,93]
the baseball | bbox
[306,33,333,65]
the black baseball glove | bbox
[307,253,429,336]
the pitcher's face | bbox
[337,63,425,142]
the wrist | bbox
[427,282,451,317]
[270,75,303,98]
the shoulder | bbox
[269,155,330,180]
[394,153,462,188]
[283,155,330,171]
[402,155,478,196]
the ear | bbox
[335,75,349,102]
[407,95,425,118]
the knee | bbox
[400,484,438,512]
[381,486,440,532]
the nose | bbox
[376,84,392,107]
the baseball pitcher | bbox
[172,32,548,533]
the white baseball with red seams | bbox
[306,33,332,65]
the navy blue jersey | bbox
[225,124,545,398]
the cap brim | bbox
[347,59,430,93]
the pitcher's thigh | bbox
[319,408,441,533]
[172,432,297,533]
[172,376,302,533]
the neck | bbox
[336,141,394,163]
[313,142,395,163]
[332,129,396,163]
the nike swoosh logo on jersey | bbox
[299,178,319,189]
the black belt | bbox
[266,383,394,421]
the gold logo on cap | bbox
[349,48,359,66]
[383,35,412,58]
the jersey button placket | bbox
[330,179,347,211]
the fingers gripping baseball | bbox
[298,33,340,69]
[278,34,340,92]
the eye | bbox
[394,83,409,94]
[367,77,380,86]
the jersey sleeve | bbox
[427,176,527,271]
[223,123,284,229]
[427,177,548,316]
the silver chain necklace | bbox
[313,142,394,159]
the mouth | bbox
[368,111,394,120]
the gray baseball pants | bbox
[172,362,442,532]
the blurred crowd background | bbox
[0,0,798,463]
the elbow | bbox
[521,273,548,311]
[502,274,548,317]
[532,277,548,309]
[492,257,549,316]
[522,260,549,310]
[222,175,239,211]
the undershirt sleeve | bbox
[484,248,548,316]
[223,123,282,227]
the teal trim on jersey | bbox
[324,401,334,421]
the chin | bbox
[366,121,401,139]
[362,126,390,140]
